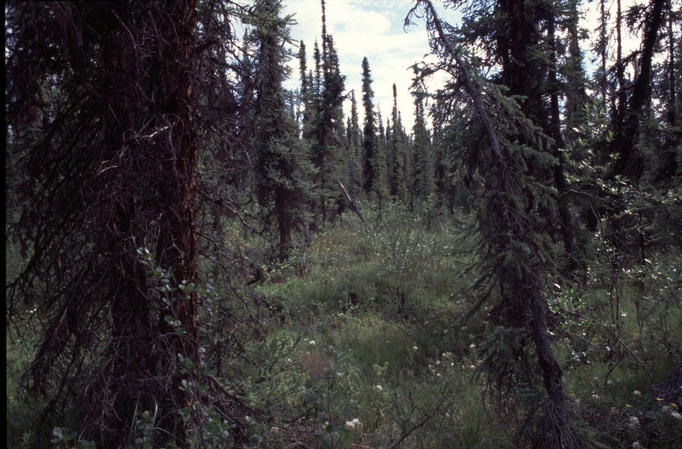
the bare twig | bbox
[337,179,364,221]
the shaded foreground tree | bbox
[5,1,219,446]
[408,1,582,447]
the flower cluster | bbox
[661,404,682,421]
[344,418,362,431]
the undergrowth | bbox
[6,204,682,448]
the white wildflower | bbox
[345,418,362,431]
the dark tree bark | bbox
[495,0,578,269]
[548,12,578,269]
[563,0,589,142]
[614,0,628,133]
[611,0,667,182]
[667,0,677,126]
[6,2,201,447]
[599,0,609,108]
[152,1,200,443]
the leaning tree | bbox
[407,1,583,447]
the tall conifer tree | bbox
[388,84,409,202]
[411,90,434,204]
[408,2,581,446]
[362,57,379,198]
[6,1,206,446]
[252,0,310,258]
[347,91,364,198]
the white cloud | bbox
[283,0,435,130]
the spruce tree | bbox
[361,57,379,198]
[347,91,364,198]
[315,33,346,222]
[411,90,434,204]
[561,0,589,142]
[6,1,206,446]
[252,0,310,259]
[313,41,323,108]
[610,0,667,183]
[298,40,311,130]
[408,2,581,446]
[388,84,409,202]
[431,99,453,212]
[375,109,390,204]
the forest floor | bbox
[7,206,682,448]
[232,206,682,448]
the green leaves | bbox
[50,427,96,449]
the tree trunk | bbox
[611,0,667,182]
[667,0,676,126]
[109,1,200,445]
[599,0,608,109]
[564,0,588,142]
[159,2,200,445]
[548,13,577,269]
[276,188,293,260]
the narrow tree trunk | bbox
[564,0,588,142]
[548,13,577,269]
[599,0,608,109]
[615,0,627,127]
[338,178,364,221]
[667,0,676,126]
[612,0,667,182]
[276,189,293,259]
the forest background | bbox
[5,0,682,448]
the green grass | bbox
[245,207,682,448]
[6,205,681,448]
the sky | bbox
[282,0,439,131]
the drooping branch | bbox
[409,2,580,447]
